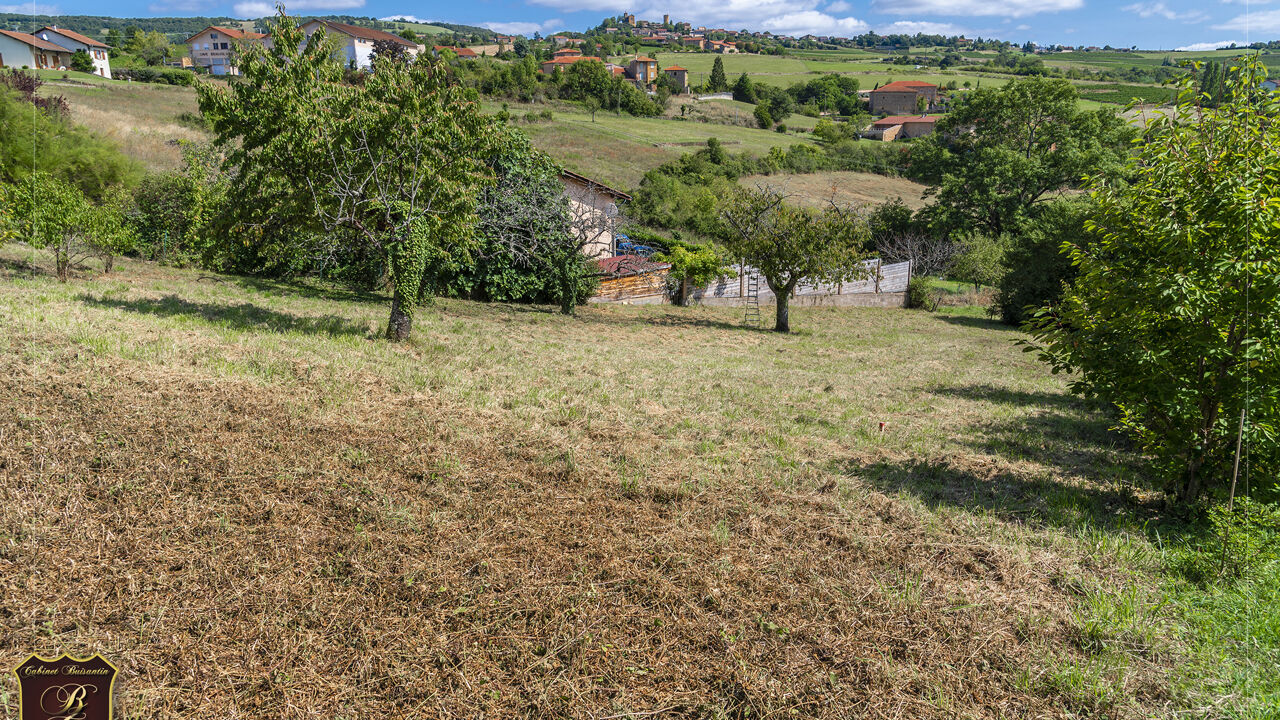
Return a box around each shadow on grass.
[936,314,1021,332]
[932,383,1097,413]
[847,384,1158,532]
[80,294,372,338]
[0,256,52,280]
[202,274,387,306]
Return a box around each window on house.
[211,33,219,39]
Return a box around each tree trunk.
[386,287,412,341]
[55,251,69,283]
[102,254,114,274]
[775,293,790,333]
[677,277,689,307]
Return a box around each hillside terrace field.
[3,243,1271,717]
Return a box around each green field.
[488,100,818,190]
[384,19,455,36]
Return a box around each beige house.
[708,40,738,53]
[0,29,73,70]
[626,55,658,88]
[36,26,110,77]
[681,36,705,50]
[869,80,939,115]
[185,25,267,76]
[561,170,630,259]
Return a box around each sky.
[0,0,1275,50]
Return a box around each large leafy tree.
[911,76,1132,236]
[719,185,869,333]
[198,12,496,340]
[1028,58,1279,502]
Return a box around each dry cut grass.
[0,247,1178,719]
[742,171,930,210]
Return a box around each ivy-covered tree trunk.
[386,287,413,341]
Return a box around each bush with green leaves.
[949,232,1009,291]
[904,276,942,311]
[70,49,94,73]
[1169,496,1280,584]
[655,238,730,306]
[4,171,133,280]
[1028,57,1279,502]
[993,197,1088,325]
[0,76,136,197]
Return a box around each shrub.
[994,198,1088,325]
[1170,496,1280,583]
[70,49,94,73]
[753,104,772,129]
[905,276,942,311]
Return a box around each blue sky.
[0,0,1275,50]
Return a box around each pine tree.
[709,56,728,92]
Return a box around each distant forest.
[0,12,493,43]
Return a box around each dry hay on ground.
[742,171,929,210]
[0,338,1155,719]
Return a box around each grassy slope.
[489,101,817,190]
[1,247,1273,717]
[742,171,929,209]
[39,74,203,171]
[0,247,1152,717]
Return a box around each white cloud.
[1121,2,1207,22]
[528,0,870,36]
[481,18,565,35]
[1174,39,1244,50]
[380,14,433,23]
[877,20,967,34]
[236,0,362,15]
[870,0,1082,17]
[826,0,852,11]
[0,2,59,11]
[1015,23,1031,29]
[760,10,869,35]
[1213,8,1280,32]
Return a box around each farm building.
[865,114,944,141]
[869,81,939,116]
[36,26,111,77]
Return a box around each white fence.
[688,259,911,302]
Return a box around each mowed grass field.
[488,101,818,190]
[742,171,929,209]
[649,52,1009,90]
[1,245,1273,717]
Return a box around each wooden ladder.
[744,272,762,328]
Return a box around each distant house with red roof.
[869,80,939,115]
[296,19,418,71]
[0,29,75,71]
[539,54,603,73]
[708,40,738,54]
[35,26,111,77]
[186,25,267,76]
[663,65,688,92]
[434,45,478,58]
[866,114,943,141]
